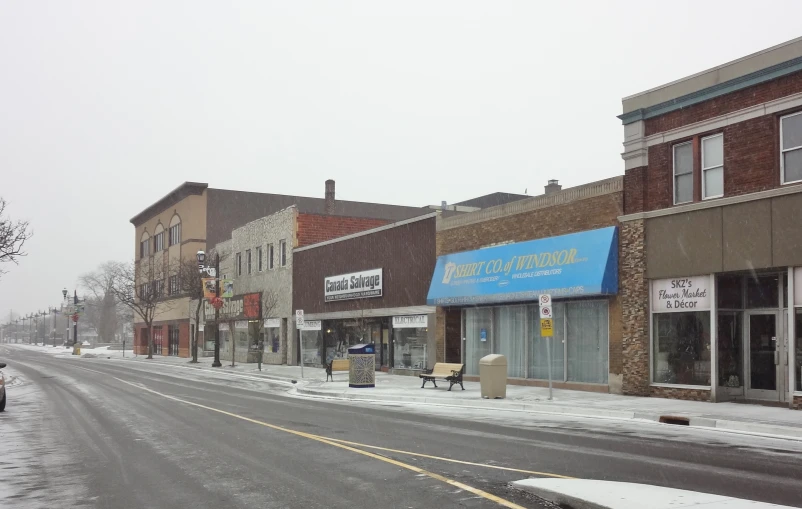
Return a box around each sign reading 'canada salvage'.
[325,268,383,302]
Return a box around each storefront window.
[653,312,711,385]
[717,275,743,309]
[393,327,428,369]
[464,308,491,375]
[717,312,743,387]
[746,275,779,308]
[529,303,565,381]
[566,301,608,384]
[493,306,527,378]
[265,327,280,353]
[796,309,802,392]
[302,329,322,365]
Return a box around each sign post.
[539,294,553,400]
[296,310,304,378]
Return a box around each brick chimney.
[544,179,562,195]
[325,179,335,214]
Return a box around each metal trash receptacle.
[347,343,376,388]
[479,354,507,399]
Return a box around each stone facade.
[650,386,712,402]
[620,219,649,396]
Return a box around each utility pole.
[212,253,221,367]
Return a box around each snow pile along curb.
[510,479,796,509]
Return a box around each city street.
[2,346,802,509]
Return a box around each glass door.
[746,311,781,401]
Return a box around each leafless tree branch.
[0,197,32,277]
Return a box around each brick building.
[130,180,428,358]
[427,178,624,393]
[619,37,802,409]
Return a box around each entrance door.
[746,312,785,401]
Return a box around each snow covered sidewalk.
[7,343,802,441]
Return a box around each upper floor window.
[169,222,181,246]
[701,134,723,199]
[268,243,274,270]
[246,249,252,275]
[280,240,287,267]
[140,238,150,258]
[236,252,242,276]
[257,246,263,271]
[673,142,693,204]
[153,231,165,252]
[781,111,802,184]
[168,275,179,295]
[139,283,149,299]
[152,279,164,297]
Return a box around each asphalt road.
[2,346,802,509]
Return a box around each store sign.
[300,320,321,331]
[203,292,262,321]
[427,227,618,306]
[264,318,281,329]
[324,268,383,302]
[392,315,428,328]
[651,276,712,312]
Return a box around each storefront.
[292,214,437,373]
[427,226,619,388]
[204,292,281,364]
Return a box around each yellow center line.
[113,376,530,509]
[322,438,575,479]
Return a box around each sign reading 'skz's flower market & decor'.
[651,276,711,312]
[325,268,383,302]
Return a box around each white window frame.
[701,134,724,200]
[279,240,287,267]
[673,141,694,205]
[780,111,802,185]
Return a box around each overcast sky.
[2,0,802,321]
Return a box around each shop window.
[717,275,743,309]
[393,326,428,370]
[780,111,802,184]
[265,327,280,353]
[717,311,743,387]
[168,325,180,356]
[673,142,693,204]
[153,326,164,355]
[464,308,492,376]
[746,275,778,308]
[701,134,724,199]
[653,312,711,385]
[795,309,802,392]
[566,301,608,384]
[529,303,565,381]
[493,306,527,378]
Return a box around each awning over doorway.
[426,226,618,306]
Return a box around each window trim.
[701,133,724,200]
[673,141,694,205]
[780,111,802,185]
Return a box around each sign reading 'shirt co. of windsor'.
[324,268,383,302]
[651,276,712,312]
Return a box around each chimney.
[325,179,335,214]
[544,179,562,195]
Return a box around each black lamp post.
[72,290,79,355]
[62,288,68,346]
[197,250,222,368]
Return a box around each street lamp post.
[72,290,79,355]
[197,250,222,368]
[62,288,69,347]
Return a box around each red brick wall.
[179,322,190,358]
[640,115,794,212]
[650,386,712,402]
[644,70,802,136]
[296,214,390,247]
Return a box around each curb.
[295,386,802,441]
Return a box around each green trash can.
[347,343,375,388]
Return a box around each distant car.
[0,362,6,412]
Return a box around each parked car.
[0,362,6,412]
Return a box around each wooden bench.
[326,358,349,381]
[419,362,465,391]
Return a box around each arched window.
[139,231,151,259]
[153,223,165,252]
[168,214,181,247]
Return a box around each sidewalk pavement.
[8,343,802,441]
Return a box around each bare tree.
[80,262,121,344]
[109,260,177,359]
[0,198,32,277]
[250,290,279,371]
[177,258,205,363]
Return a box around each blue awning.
[426,226,618,306]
